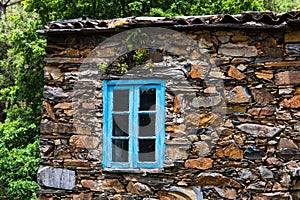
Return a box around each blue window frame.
[102,79,165,168]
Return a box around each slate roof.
[39,11,300,34]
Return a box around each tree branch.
[7,0,22,6]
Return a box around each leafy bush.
[0,6,44,200]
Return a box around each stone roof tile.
[40,11,300,34]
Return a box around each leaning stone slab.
[37,166,75,190]
[237,124,284,138]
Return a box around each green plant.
[97,62,108,73]
[133,49,148,65]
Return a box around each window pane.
[113,114,129,137]
[113,90,129,111]
[112,139,128,162]
[139,88,156,111]
[139,139,156,162]
[139,113,155,137]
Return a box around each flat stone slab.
[237,124,283,138]
[38,166,76,190]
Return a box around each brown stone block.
[215,143,243,159]
[54,102,73,109]
[226,105,247,113]
[251,89,275,105]
[226,86,251,104]
[255,71,273,79]
[44,66,64,82]
[185,113,223,127]
[281,95,300,108]
[193,173,241,188]
[173,94,183,114]
[231,35,249,42]
[285,30,300,43]
[69,135,99,149]
[64,159,90,168]
[275,71,300,85]
[184,157,213,170]
[265,61,300,67]
[126,182,151,195]
[38,195,53,200]
[189,64,206,79]
[81,179,125,193]
[218,43,257,57]
[73,193,92,200]
[228,65,246,80]
[43,101,56,121]
[166,124,186,132]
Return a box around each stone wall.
[39,25,300,200]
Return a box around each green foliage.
[133,49,148,65]
[23,0,270,22]
[263,0,300,12]
[0,6,44,200]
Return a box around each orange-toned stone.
[126,182,151,194]
[189,64,206,79]
[43,101,56,121]
[226,86,251,103]
[295,87,300,95]
[281,95,300,108]
[265,61,300,67]
[228,65,246,80]
[173,94,183,114]
[185,113,222,127]
[73,193,92,200]
[184,157,213,170]
[255,71,274,79]
[69,135,99,148]
[166,124,186,132]
[215,143,243,159]
[54,102,73,109]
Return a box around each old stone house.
[38,11,300,199]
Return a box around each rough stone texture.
[285,30,300,42]
[281,95,300,108]
[218,43,258,57]
[275,71,300,85]
[226,86,251,103]
[126,182,151,194]
[192,95,222,108]
[184,157,213,170]
[37,166,75,190]
[215,143,243,159]
[228,65,246,80]
[38,20,300,199]
[69,135,99,148]
[81,179,125,193]
[237,124,283,138]
[251,89,275,105]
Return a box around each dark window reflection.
[139,88,156,111]
[139,139,155,162]
[112,139,128,162]
[113,114,128,136]
[113,90,129,111]
[139,113,155,137]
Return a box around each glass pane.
[139,139,156,162]
[112,139,128,162]
[139,113,156,137]
[139,88,156,111]
[113,90,129,111]
[113,114,129,137]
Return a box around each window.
[102,79,165,168]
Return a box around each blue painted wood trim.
[102,79,165,169]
